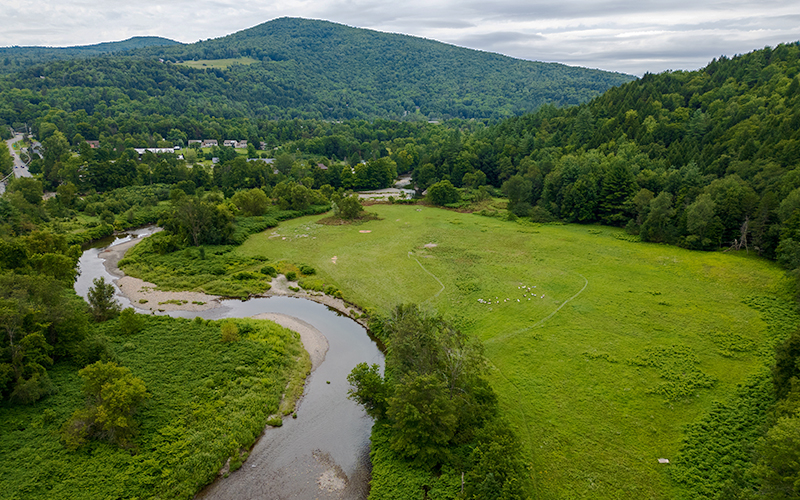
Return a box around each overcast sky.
[2,0,799,75]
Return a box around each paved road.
[8,133,32,177]
[1,133,32,195]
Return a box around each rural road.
[0,133,32,195]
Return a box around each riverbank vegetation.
[0,167,316,498]
[0,314,308,499]
[349,304,531,498]
[118,203,330,297]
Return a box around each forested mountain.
[0,37,180,73]
[0,18,634,122]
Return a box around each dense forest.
[0,18,634,122]
[0,36,179,74]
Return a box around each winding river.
[75,229,384,499]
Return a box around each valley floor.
[231,204,795,499]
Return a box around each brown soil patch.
[316,211,380,225]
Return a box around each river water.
[74,229,384,499]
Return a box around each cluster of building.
[133,147,182,155]
[130,139,255,158]
[188,139,252,149]
[87,139,271,152]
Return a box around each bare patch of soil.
[316,211,380,225]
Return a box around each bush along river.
[74,228,384,499]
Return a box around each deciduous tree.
[427,179,459,206]
[61,361,148,449]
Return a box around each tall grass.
[0,315,308,500]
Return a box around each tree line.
[349,304,531,498]
[406,43,800,262]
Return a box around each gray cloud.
[454,31,546,47]
[0,0,798,75]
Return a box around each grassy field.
[177,57,260,69]
[233,204,795,499]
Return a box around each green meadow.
[176,57,260,70]
[232,204,794,499]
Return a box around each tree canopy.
[348,305,529,496]
[61,361,149,449]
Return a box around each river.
[74,228,384,499]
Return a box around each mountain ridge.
[1,35,179,51]
[130,17,636,119]
[0,17,635,120]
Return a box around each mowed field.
[176,57,260,69]
[236,204,792,499]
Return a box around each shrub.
[41,408,57,425]
[427,180,459,206]
[118,308,144,336]
[229,453,245,473]
[233,271,260,280]
[299,264,316,275]
[150,233,183,255]
[299,278,324,292]
[266,415,283,427]
[10,373,55,405]
[72,335,116,367]
[260,265,277,277]
[221,321,239,343]
[61,361,148,449]
[337,195,363,219]
[231,188,268,216]
[285,271,297,281]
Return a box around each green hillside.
[0,36,180,73]
[0,18,634,121]
[139,17,635,119]
[414,42,800,259]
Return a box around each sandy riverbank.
[99,234,223,313]
[249,313,328,371]
[266,274,366,325]
[97,228,368,331]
